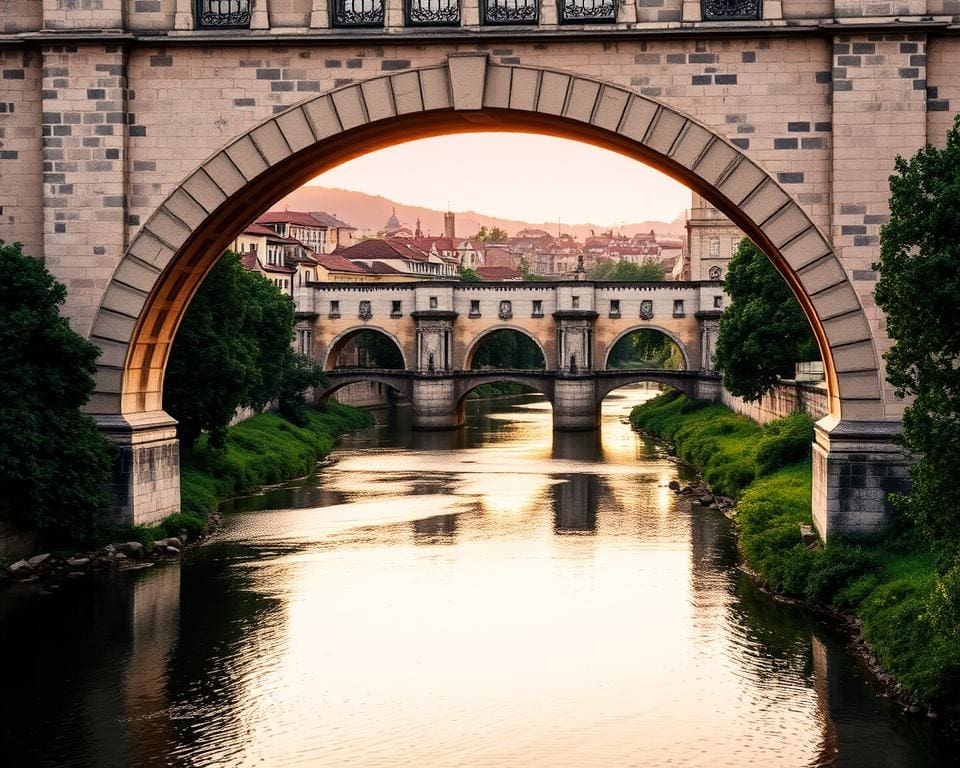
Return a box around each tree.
[471,330,545,370]
[0,241,113,541]
[714,239,819,402]
[458,266,482,282]
[588,258,666,282]
[518,256,544,282]
[471,225,509,243]
[608,330,684,370]
[278,351,327,426]
[873,115,960,560]
[164,253,296,449]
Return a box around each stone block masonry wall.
[41,0,124,30]
[926,38,960,150]
[40,45,129,339]
[0,48,42,259]
[831,33,928,421]
[722,381,829,425]
[1,0,43,33]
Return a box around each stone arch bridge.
[2,3,946,536]
[311,279,721,428]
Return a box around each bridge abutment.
[98,412,180,528]
[411,377,463,430]
[812,419,910,540]
[553,377,600,431]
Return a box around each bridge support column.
[812,419,910,540]
[553,377,599,431]
[98,412,181,527]
[694,375,722,402]
[411,376,462,429]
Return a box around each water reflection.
[0,385,955,767]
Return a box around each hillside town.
[231,191,740,296]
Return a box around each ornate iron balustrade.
[483,0,538,24]
[331,0,385,27]
[701,0,761,20]
[559,0,618,23]
[406,0,461,25]
[195,0,251,28]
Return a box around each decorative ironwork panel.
[484,0,538,24]
[559,0,617,23]
[701,0,761,20]
[331,0,385,27]
[406,0,461,25]
[196,0,251,28]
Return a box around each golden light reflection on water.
[0,387,944,768]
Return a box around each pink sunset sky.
[309,132,692,226]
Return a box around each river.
[0,386,954,767]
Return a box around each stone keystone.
[448,55,488,111]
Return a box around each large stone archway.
[86,55,894,536]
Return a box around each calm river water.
[0,387,955,767]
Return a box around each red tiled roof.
[337,238,431,262]
[308,211,356,230]
[259,210,327,228]
[315,252,371,273]
[244,222,278,237]
[476,266,521,280]
[366,260,405,275]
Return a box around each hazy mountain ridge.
[273,186,687,241]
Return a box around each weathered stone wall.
[125,0,178,31]
[1,0,43,33]
[721,380,829,424]
[0,47,42,258]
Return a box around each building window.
[673,299,685,317]
[708,265,723,280]
[531,300,543,317]
[559,0,617,23]
[701,0,761,20]
[483,0,538,24]
[331,0,385,27]
[406,0,460,25]
[329,300,340,319]
[391,300,402,318]
[714,295,723,309]
[358,300,373,320]
[195,0,251,29]
[609,299,621,318]
[469,299,481,318]
[429,296,438,309]
[731,237,741,255]
[708,237,720,259]
[571,295,580,309]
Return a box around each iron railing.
[701,0,761,20]
[331,0,385,27]
[559,0,618,23]
[406,0,461,25]
[483,0,538,24]
[195,0,251,28]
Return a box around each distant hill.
[272,185,687,241]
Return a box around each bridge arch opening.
[603,328,688,372]
[324,327,407,372]
[92,58,883,429]
[464,328,547,372]
[455,377,553,428]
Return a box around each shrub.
[753,411,815,476]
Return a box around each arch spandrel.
[89,55,884,424]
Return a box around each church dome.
[385,207,401,232]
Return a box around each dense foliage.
[631,391,960,711]
[164,253,322,449]
[458,266,481,282]
[0,242,113,541]
[335,329,405,369]
[471,225,509,243]
[714,239,820,402]
[873,115,960,635]
[470,330,545,370]
[588,258,666,282]
[607,329,684,370]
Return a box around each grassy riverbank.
[631,391,960,713]
[179,402,374,521]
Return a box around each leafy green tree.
[588,258,666,281]
[517,256,544,282]
[245,271,296,410]
[471,226,509,243]
[278,351,328,427]
[873,115,960,561]
[0,241,113,540]
[458,266,482,282]
[471,330,545,370]
[714,239,819,402]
